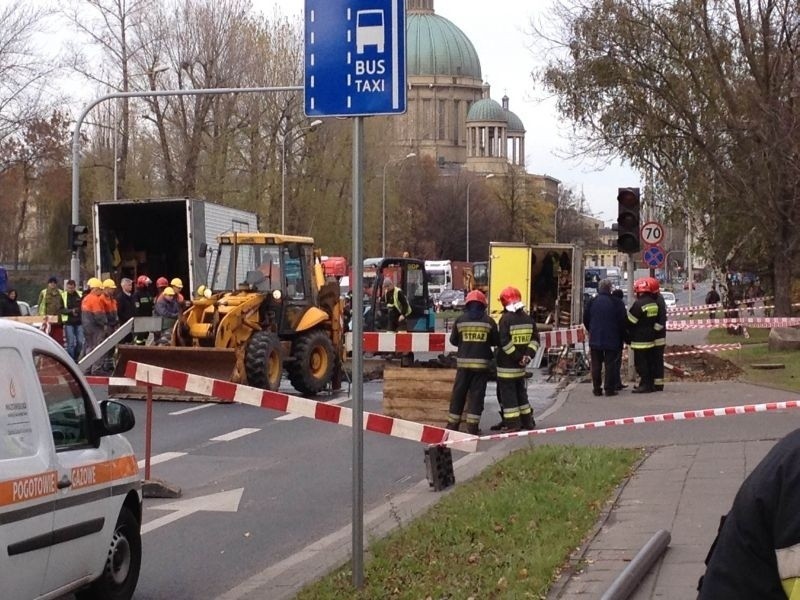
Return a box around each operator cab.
[363,257,434,332]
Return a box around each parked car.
[436,289,465,312]
[661,291,677,308]
[17,300,33,316]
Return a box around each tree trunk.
[772,246,793,317]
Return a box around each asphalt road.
[92,367,560,600]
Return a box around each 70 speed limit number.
[641,221,664,246]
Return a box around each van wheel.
[288,330,335,396]
[245,331,283,391]
[77,506,141,600]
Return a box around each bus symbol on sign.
[641,221,664,246]
[356,10,385,54]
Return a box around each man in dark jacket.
[698,428,800,599]
[583,279,628,396]
[445,290,499,435]
[62,280,83,361]
[116,277,137,343]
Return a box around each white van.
[0,319,142,600]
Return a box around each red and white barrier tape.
[439,399,800,453]
[123,361,474,446]
[666,295,774,315]
[346,326,586,354]
[667,317,800,331]
[664,344,742,357]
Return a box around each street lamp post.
[281,119,322,234]
[70,84,303,282]
[381,152,415,257]
[466,174,494,262]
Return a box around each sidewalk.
[542,375,800,599]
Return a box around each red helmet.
[633,278,650,294]
[156,276,169,288]
[646,277,660,294]
[465,290,487,306]
[499,286,522,307]
[136,275,152,288]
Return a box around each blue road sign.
[304,0,407,117]
[643,244,666,268]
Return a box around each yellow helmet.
[163,287,176,297]
[170,278,183,288]
[87,277,103,289]
[196,285,206,297]
[102,278,117,289]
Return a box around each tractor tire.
[288,330,336,396]
[245,331,283,391]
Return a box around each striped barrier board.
[666,295,774,315]
[347,326,586,354]
[439,399,800,453]
[85,376,137,386]
[123,361,475,446]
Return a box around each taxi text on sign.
[304,0,407,117]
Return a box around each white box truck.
[92,198,258,293]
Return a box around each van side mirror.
[99,400,135,435]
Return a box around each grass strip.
[708,328,800,392]
[297,445,642,600]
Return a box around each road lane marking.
[170,404,216,416]
[137,452,186,469]
[210,428,260,442]
[143,488,244,534]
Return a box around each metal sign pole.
[351,116,365,589]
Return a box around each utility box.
[92,198,258,293]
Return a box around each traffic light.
[616,187,641,253]
[68,224,89,251]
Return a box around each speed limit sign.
[641,221,664,246]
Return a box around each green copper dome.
[407,12,482,79]
[466,98,506,123]
[506,109,525,132]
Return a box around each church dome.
[407,8,482,79]
[466,98,507,123]
[506,109,525,133]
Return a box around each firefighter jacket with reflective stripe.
[496,310,540,379]
[385,288,411,316]
[653,293,667,347]
[698,427,800,599]
[626,294,659,350]
[449,310,499,370]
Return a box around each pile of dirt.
[664,344,743,382]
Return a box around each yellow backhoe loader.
[116,233,345,396]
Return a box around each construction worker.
[62,280,83,361]
[647,277,667,391]
[100,279,119,373]
[38,276,65,345]
[627,278,660,393]
[81,278,108,374]
[382,279,411,332]
[154,286,180,344]
[495,286,540,431]
[155,276,169,300]
[170,277,187,306]
[445,290,499,435]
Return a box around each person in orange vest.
[81,278,108,375]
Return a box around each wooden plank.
[383,367,455,426]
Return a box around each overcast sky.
[256,0,641,222]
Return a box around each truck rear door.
[0,346,55,600]
[488,243,532,319]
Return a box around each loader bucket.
[115,345,239,383]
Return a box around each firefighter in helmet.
[494,286,540,431]
[445,290,499,435]
[627,278,661,393]
[646,277,667,391]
